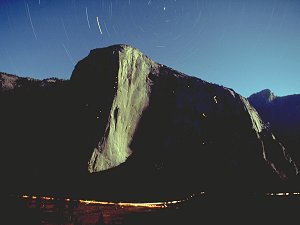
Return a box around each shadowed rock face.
[0,72,74,195]
[1,45,299,199]
[248,89,300,173]
[70,45,298,192]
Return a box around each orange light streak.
[20,194,189,209]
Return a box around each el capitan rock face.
[1,45,299,198]
[71,46,158,171]
[70,45,298,192]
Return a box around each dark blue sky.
[0,0,299,97]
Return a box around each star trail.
[0,0,299,97]
[96,16,103,35]
[25,2,37,40]
[85,7,91,29]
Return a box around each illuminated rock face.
[88,48,156,171]
[71,44,298,188]
[73,46,158,171]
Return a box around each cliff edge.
[70,45,298,192]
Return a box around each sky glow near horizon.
[0,0,299,97]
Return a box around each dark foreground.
[4,193,300,225]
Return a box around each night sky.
[0,0,299,97]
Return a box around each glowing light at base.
[266,192,300,196]
[22,195,55,201]
[19,194,196,209]
[19,191,299,208]
[77,198,192,208]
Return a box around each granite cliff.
[1,45,298,198]
[70,45,298,194]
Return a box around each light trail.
[61,18,70,41]
[20,192,299,209]
[96,16,103,34]
[85,7,90,29]
[25,3,37,40]
[103,21,110,37]
[19,194,195,209]
[266,192,300,196]
[22,195,54,200]
[78,198,185,208]
[62,43,75,65]
[110,1,113,18]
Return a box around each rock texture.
[70,45,298,193]
[72,47,158,171]
[248,89,276,105]
[249,89,300,174]
[1,45,299,198]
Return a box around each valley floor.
[4,193,300,225]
